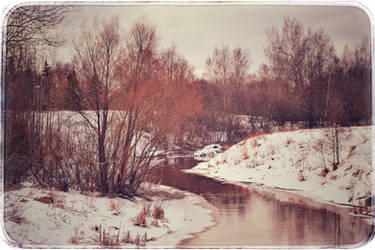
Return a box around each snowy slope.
[3,184,213,247]
[187,126,373,206]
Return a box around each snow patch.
[3,185,214,247]
[187,126,373,207]
[194,144,223,161]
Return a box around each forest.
[4,6,371,198]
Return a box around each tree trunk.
[98,136,109,194]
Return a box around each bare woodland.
[4,6,371,198]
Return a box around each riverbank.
[187,126,373,210]
[3,183,214,247]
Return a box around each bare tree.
[264,16,334,128]
[158,46,201,144]
[5,5,70,70]
[71,16,121,194]
[205,46,250,142]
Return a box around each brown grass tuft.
[68,226,81,245]
[243,152,249,160]
[99,226,120,246]
[330,175,337,181]
[34,196,54,204]
[123,231,132,244]
[35,191,66,209]
[286,138,294,147]
[151,219,159,227]
[134,234,141,246]
[348,146,356,157]
[135,210,147,227]
[142,203,151,216]
[109,200,117,211]
[9,215,26,224]
[142,232,148,245]
[352,169,361,177]
[153,206,164,220]
[251,139,259,149]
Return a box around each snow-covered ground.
[187,126,373,207]
[3,184,214,247]
[194,144,223,161]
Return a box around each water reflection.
[149,157,372,247]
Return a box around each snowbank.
[3,184,214,247]
[194,144,223,161]
[187,126,373,206]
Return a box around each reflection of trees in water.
[150,157,372,246]
[204,193,249,216]
[268,197,371,246]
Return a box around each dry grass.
[135,209,148,227]
[319,168,328,177]
[285,138,294,147]
[142,203,152,216]
[152,199,165,220]
[115,232,120,246]
[34,196,54,204]
[68,235,79,244]
[153,206,164,220]
[298,170,305,181]
[142,232,148,245]
[54,199,66,209]
[98,225,120,246]
[5,195,27,225]
[68,226,83,245]
[35,191,66,209]
[330,175,338,181]
[133,203,153,227]
[109,200,117,211]
[348,146,356,157]
[251,139,261,149]
[346,165,353,171]
[268,145,276,155]
[123,231,132,244]
[8,215,26,224]
[134,234,141,246]
[151,219,159,227]
[243,152,249,160]
[352,169,361,177]
[99,228,110,246]
[134,200,165,228]
[133,232,148,247]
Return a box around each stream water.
[149,156,373,247]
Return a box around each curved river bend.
[149,157,373,247]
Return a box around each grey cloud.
[61,4,371,76]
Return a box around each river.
[149,156,373,247]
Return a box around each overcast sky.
[57,4,371,77]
